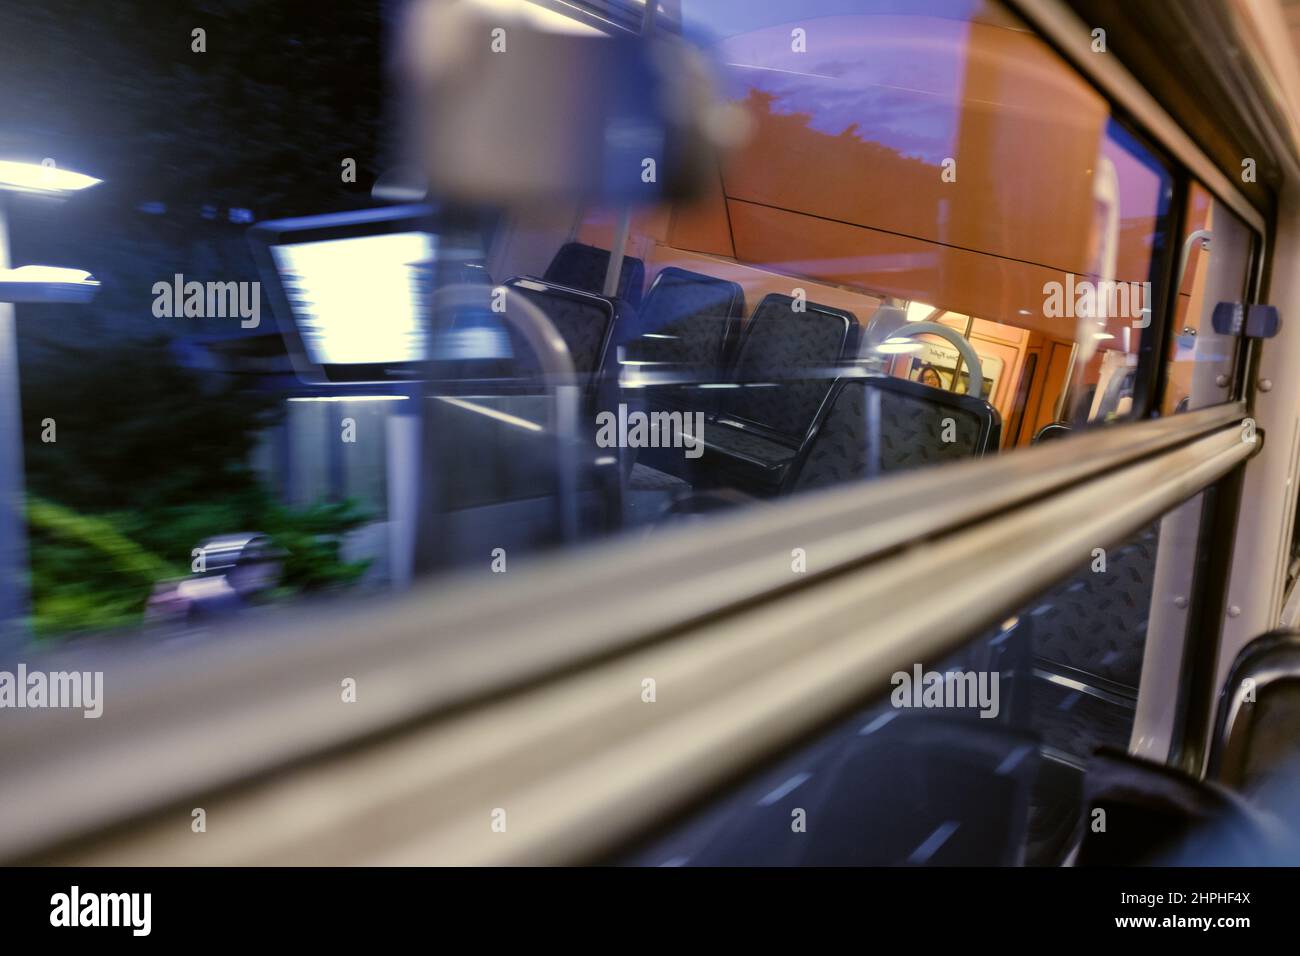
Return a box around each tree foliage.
[22,339,371,639]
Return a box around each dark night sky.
[0,1,397,361]
[0,0,390,216]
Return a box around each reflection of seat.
[627,267,744,416]
[1031,523,1157,694]
[543,242,645,306]
[438,275,625,387]
[1211,630,1300,791]
[996,524,1159,863]
[785,375,1001,492]
[996,521,1158,846]
[499,276,625,385]
[700,294,858,492]
[644,366,1000,518]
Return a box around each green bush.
[22,338,372,639]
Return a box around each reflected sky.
[715,15,968,164]
[686,0,1166,269]
[683,2,1010,167]
[682,0,989,41]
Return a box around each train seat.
[784,375,1001,493]
[699,293,859,493]
[624,266,745,417]
[496,276,629,386]
[543,241,646,307]
[1211,630,1300,791]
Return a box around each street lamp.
[0,160,100,653]
[0,161,101,196]
[0,266,100,304]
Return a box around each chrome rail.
[1,410,1255,863]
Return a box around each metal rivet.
[1259,378,1273,392]
[1216,374,1230,387]
[1228,605,1242,618]
[1174,596,1188,609]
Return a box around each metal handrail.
[1177,229,1213,292]
[1209,630,1300,788]
[20,421,1255,864]
[430,282,583,541]
[0,401,1252,862]
[886,320,985,399]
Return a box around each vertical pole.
[411,211,478,576]
[602,210,632,300]
[599,0,657,302]
[0,197,31,655]
[385,399,420,590]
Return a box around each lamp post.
[0,160,101,653]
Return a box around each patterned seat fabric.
[629,268,744,421]
[627,462,692,492]
[700,425,798,480]
[503,279,617,381]
[789,377,999,492]
[1030,523,1158,691]
[629,268,743,370]
[699,294,857,492]
[718,294,856,438]
[543,242,645,306]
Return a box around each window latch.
[1212,302,1280,339]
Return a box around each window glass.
[4,3,387,646]
[1,0,1202,649]
[439,0,1177,563]
[621,491,1212,866]
[1162,182,1253,415]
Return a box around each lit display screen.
[271,232,434,366]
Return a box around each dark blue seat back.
[1030,524,1157,693]
[786,375,1001,492]
[543,242,645,307]
[628,266,744,373]
[500,276,623,385]
[718,294,858,442]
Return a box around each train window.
[622,490,1214,867]
[428,0,1180,565]
[4,0,1285,881]
[2,0,1230,651]
[1162,182,1255,415]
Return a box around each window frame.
[0,0,1275,863]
